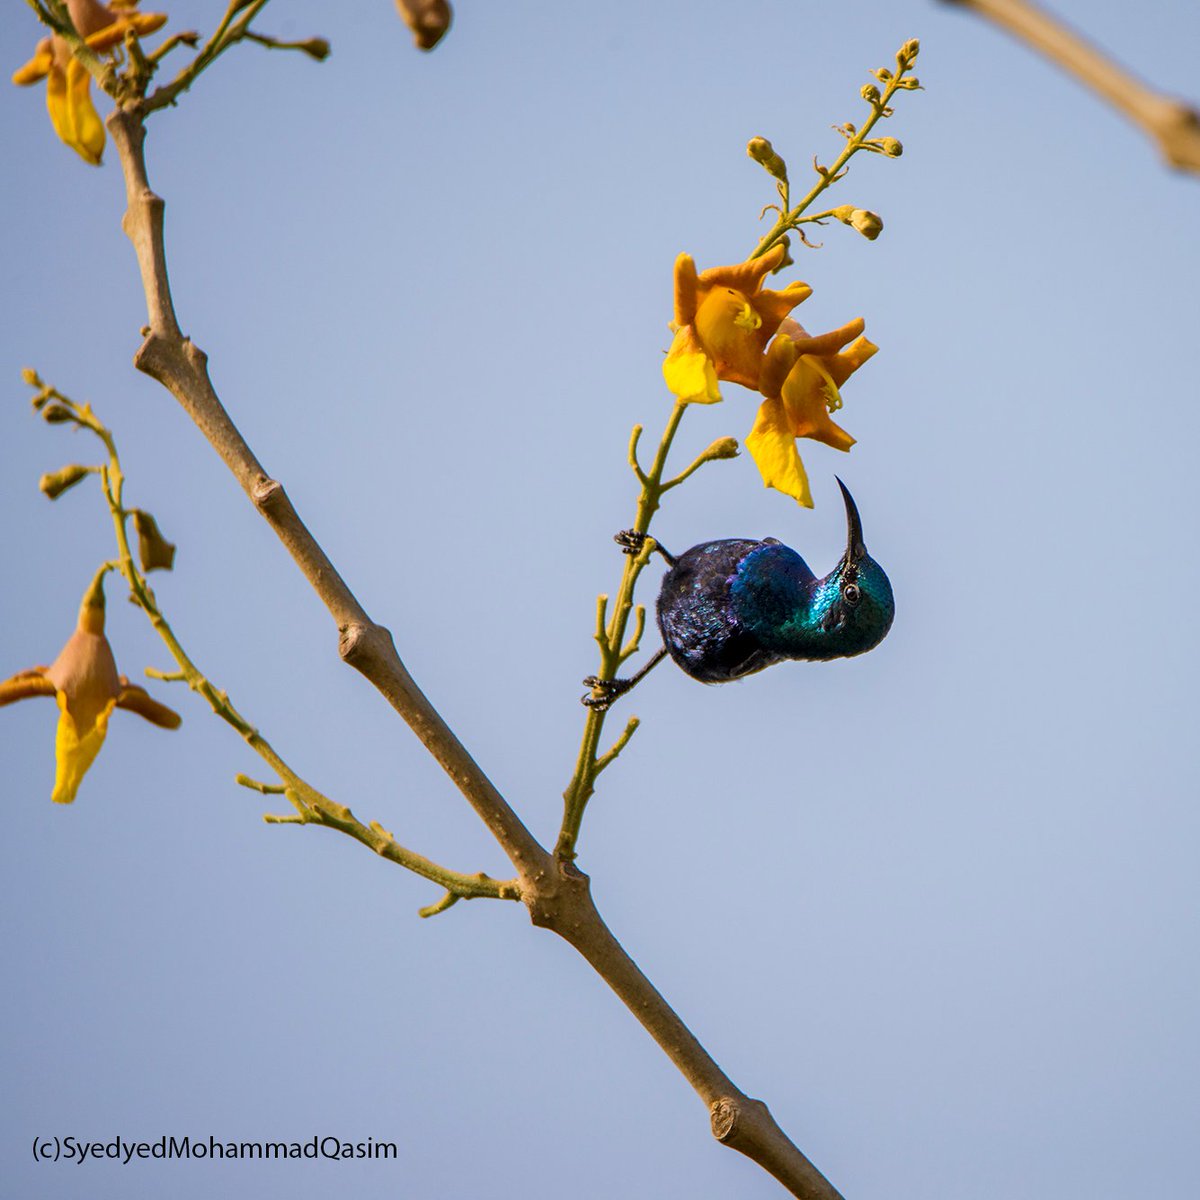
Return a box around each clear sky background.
[2,2,1197,1198]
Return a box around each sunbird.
[584,480,894,708]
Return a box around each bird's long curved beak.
[836,477,867,566]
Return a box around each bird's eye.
[842,583,861,605]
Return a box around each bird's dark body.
[656,539,796,682]
[653,483,895,685]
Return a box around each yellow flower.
[0,573,181,804]
[11,0,167,165]
[745,318,878,507]
[665,244,812,396]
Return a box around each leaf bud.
[132,509,177,572]
[747,136,788,182]
[39,464,91,499]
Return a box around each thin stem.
[72,399,520,911]
[557,400,688,861]
[144,0,272,113]
[750,41,919,259]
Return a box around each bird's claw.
[581,674,632,710]
[614,529,647,556]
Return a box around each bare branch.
[105,107,551,885]
[941,0,1200,172]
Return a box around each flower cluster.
[662,244,876,507]
[11,0,166,165]
[0,572,180,804]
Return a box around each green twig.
[750,38,920,260]
[144,0,272,113]
[30,383,520,916]
[557,400,691,861]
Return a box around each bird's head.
[812,479,895,657]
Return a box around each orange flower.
[11,0,167,165]
[665,243,812,395]
[0,572,180,804]
[745,318,878,507]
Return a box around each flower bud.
[703,436,740,461]
[296,37,331,60]
[878,137,903,157]
[860,84,880,104]
[41,404,76,424]
[132,509,176,573]
[899,38,920,62]
[849,210,883,240]
[39,464,91,500]
[21,367,42,388]
[395,0,452,51]
[747,136,788,182]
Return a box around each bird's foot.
[614,529,647,556]
[581,674,633,711]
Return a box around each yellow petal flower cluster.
[0,574,180,804]
[12,0,167,165]
[662,246,876,507]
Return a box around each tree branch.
[530,865,843,1199]
[105,106,550,886]
[940,0,1200,172]
[103,98,845,1199]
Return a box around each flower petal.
[663,328,721,405]
[672,252,700,329]
[46,57,104,164]
[825,334,879,387]
[0,668,57,705]
[12,39,53,85]
[695,243,787,297]
[784,316,865,358]
[745,397,814,507]
[781,356,856,452]
[85,11,168,53]
[116,681,182,729]
[52,694,114,804]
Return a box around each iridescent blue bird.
[583,480,894,708]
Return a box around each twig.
[940,0,1200,172]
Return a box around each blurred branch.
[940,0,1200,172]
[101,100,843,1200]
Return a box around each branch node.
[251,475,284,513]
[711,1097,741,1142]
[339,620,388,666]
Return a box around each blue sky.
[2,2,1197,1198]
